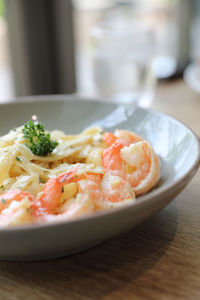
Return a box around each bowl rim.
[0,95,199,233]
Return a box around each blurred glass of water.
[90,18,156,107]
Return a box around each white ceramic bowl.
[0,95,199,261]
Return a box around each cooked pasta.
[0,124,160,227]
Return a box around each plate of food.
[0,95,199,261]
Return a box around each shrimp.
[39,192,94,223]
[103,132,117,146]
[114,129,143,144]
[0,189,35,212]
[0,190,35,227]
[78,173,135,210]
[103,130,142,146]
[103,130,160,196]
[38,168,86,213]
[32,169,89,221]
[0,198,32,227]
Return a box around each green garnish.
[1,199,6,205]
[0,185,5,191]
[39,177,46,184]
[16,156,21,162]
[22,120,58,156]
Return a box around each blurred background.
[0,0,200,103]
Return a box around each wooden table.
[0,80,200,300]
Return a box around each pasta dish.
[0,121,160,227]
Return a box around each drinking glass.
[90,18,156,107]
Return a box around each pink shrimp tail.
[103,143,125,172]
[103,132,117,146]
[58,168,87,185]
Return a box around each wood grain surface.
[0,80,200,300]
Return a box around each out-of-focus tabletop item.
[184,62,200,93]
[90,1,156,107]
[184,2,200,93]
[75,0,196,107]
[130,0,193,79]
